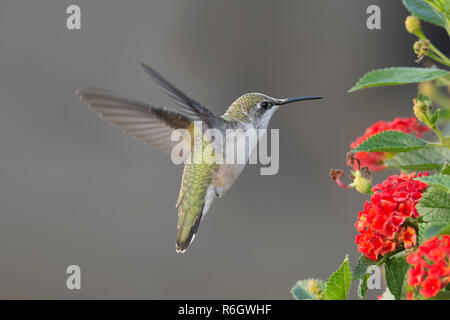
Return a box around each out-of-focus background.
[0,0,448,299]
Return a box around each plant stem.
[429,52,450,67]
[432,124,446,143]
[429,45,450,65]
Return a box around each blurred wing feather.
[77,88,192,153]
[140,63,225,128]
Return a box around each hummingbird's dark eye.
[260,101,270,109]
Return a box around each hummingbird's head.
[223,93,322,128]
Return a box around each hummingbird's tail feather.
[174,122,217,252]
[175,207,203,253]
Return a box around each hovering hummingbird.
[77,63,322,253]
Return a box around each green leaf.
[402,0,447,28]
[385,146,450,171]
[417,187,450,243]
[349,67,448,92]
[385,256,410,300]
[353,255,376,300]
[416,187,450,224]
[419,222,429,244]
[351,131,428,153]
[353,255,376,280]
[417,174,450,192]
[291,279,326,300]
[430,109,441,126]
[325,255,352,300]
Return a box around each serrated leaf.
[430,109,441,126]
[417,187,450,243]
[417,175,450,192]
[353,255,376,300]
[353,255,376,280]
[291,279,326,300]
[419,222,429,244]
[385,256,410,300]
[349,67,448,92]
[385,146,450,171]
[325,255,352,300]
[402,0,447,28]
[351,131,427,153]
[416,187,450,224]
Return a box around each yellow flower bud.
[405,16,421,35]
[350,169,372,194]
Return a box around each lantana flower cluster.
[349,117,429,171]
[407,235,450,299]
[355,172,428,260]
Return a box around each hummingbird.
[77,63,322,253]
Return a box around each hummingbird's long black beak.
[278,96,323,105]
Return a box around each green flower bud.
[413,98,429,124]
[405,16,421,35]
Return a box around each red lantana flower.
[349,117,429,171]
[355,172,428,260]
[407,235,450,299]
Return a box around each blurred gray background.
[0,0,447,299]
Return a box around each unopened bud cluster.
[413,40,431,62]
[405,16,422,35]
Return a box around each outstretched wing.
[140,62,226,128]
[77,88,192,153]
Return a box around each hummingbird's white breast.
[201,104,279,220]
